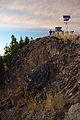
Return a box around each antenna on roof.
[63,15,70,32]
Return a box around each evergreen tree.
[24,36,29,45]
[10,35,19,56]
[4,35,19,67]
[4,44,11,66]
[0,56,4,73]
[19,36,24,48]
[0,56,5,88]
[31,37,33,40]
[4,35,29,67]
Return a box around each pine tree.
[24,36,29,45]
[4,35,19,67]
[0,56,4,73]
[4,35,29,68]
[19,36,24,48]
[10,35,19,56]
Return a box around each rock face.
[0,36,80,120]
[64,103,80,120]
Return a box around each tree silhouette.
[24,36,29,45]
[4,35,29,67]
[19,36,24,48]
[0,56,4,73]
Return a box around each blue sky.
[0,0,80,55]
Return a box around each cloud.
[0,0,80,32]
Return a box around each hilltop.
[0,35,80,120]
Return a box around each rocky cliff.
[0,36,80,120]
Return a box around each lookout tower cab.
[55,27,62,32]
[55,27,63,34]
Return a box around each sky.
[0,0,80,55]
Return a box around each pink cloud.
[0,0,79,32]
